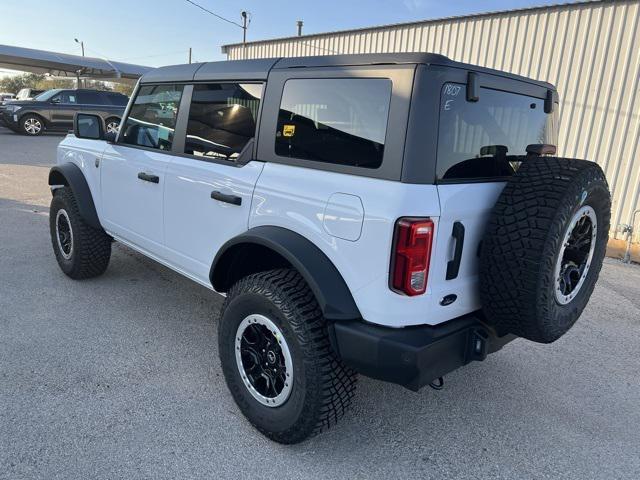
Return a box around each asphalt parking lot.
[1,125,639,480]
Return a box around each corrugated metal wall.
[225,0,640,240]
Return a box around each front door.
[49,90,79,129]
[100,84,185,257]
[100,145,172,255]
[163,82,265,284]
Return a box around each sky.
[0,0,583,71]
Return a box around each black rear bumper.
[331,314,515,391]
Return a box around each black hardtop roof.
[140,53,555,90]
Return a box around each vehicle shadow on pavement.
[1,197,639,479]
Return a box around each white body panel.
[430,182,507,321]
[100,143,171,257]
[162,156,264,284]
[55,136,501,329]
[56,135,107,203]
[250,162,449,327]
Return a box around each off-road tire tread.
[221,268,357,443]
[480,157,610,343]
[50,187,111,279]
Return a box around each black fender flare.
[210,226,361,321]
[48,163,102,230]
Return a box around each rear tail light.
[390,218,434,296]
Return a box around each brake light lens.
[390,218,434,296]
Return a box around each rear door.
[162,82,265,284]
[432,74,557,312]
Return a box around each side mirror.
[74,113,104,140]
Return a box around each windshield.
[33,89,62,101]
[437,83,557,181]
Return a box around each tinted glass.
[120,84,183,151]
[184,83,262,160]
[437,83,557,180]
[53,91,77,104]
[275,78,392,169]
[105,93,129,106]
[34,89,61,101]
[77,91,103,105]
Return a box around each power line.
[184,0,244,28]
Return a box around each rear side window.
[275,78,392,169]
[184,83,262,160]
[437,83,557,181]
[77,91,103,105]
[104,93,129,106]
[120,84,184,151]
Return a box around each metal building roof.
[221,0,604,51]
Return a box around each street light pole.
[74,38,85,57]
[241,11,248,59]
[74,38,85,87]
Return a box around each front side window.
[52,91,77,104]
[275,78,392,169]
[35,89,61,102]
[64,92,77,104]
[184,83,262,160]
[120,84,184,151]
[437,83,557,181]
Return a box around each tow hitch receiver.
[332,314,515,391]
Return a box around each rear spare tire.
[480,157,611,343]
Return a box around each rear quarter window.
[77,91,103,105]
[437,83,557,181]
[275,78,392,169]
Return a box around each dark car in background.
[1,89,129,136]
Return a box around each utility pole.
[188,47,192,64]
[297,20,304,36]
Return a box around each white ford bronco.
[49,53,611,444]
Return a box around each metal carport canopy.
[0,44,152,83]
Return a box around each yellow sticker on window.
[283,124,296,137]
